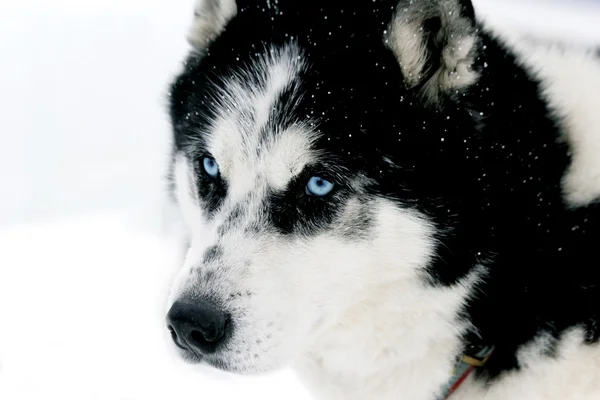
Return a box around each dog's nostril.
[168,325,178,341]
[190,327,224,344]
[191,329,211,344]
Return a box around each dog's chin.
[176,348,243,374]
[204,357,240,373]
[173,343,289,376]
[177,348,204,364]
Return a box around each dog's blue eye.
[203,157,219,177]
[306,176,334,197]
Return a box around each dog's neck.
[294,270,482,400]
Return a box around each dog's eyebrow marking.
[263,126,318,190]
[204,44,320,197]
[208,44,306,145]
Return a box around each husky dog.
[164,0,600,398]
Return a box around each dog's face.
[166,0,482,373]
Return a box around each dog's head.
[166,0,484,373]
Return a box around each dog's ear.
[187,0,237,50]
[386,0,480,104]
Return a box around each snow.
[0,0,597,399]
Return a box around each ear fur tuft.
[187,0,237,50]
[386,0,480,104]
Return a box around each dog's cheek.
[217,232,374,367]
[290,237,374,326]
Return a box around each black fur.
[168,0,600,382]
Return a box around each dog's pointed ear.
[187,0,237,50]
[386,0,480,104]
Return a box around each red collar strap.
[439,345,495,399]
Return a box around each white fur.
[167,44,474,389]
[538,49,600,207]
[295,261,485,400]
[168,8,600,400]
[168,154,212,306]
[171,151,453,377]
[206,45,314,197]
[187,0,237,49]
[386,20,430,86]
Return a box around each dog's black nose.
[166,300,230,354]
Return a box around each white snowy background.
[0,0,598,399]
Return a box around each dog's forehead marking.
[262,126,316,189]
[205,44,319,199]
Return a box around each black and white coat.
[165,0,600,398]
